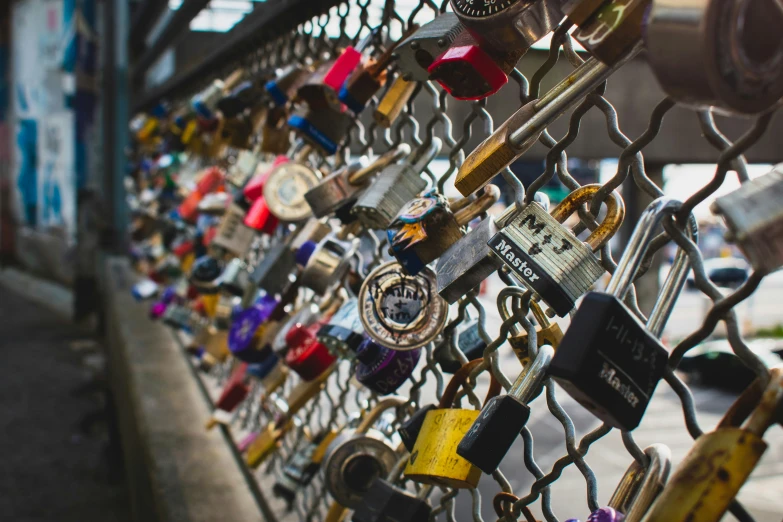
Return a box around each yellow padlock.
[641,367,783,522]
[404,359,501,489]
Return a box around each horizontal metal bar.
[132,0,346,113]
[129,0,170,51]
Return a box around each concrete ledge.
[103,257,265,522]
[0,267,73,319]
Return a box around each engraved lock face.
[355,338,421,394]
[303,159,370,218]
[262,162,319,222]
[359,262,449,351]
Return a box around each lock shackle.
[454,185,501,226]
[409,137,443,175]
[549,184,625,252]
[608,443,671,522]
[529,300,553,329]
[437,358,501,409]
[222,68,247,93]
[355,396,407,434]
[646,213,698,338]
[509,344,553,398]
[348,144,411,185]
[718,367,783,435]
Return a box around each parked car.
[686,257,749,290]
[677,338,783,392]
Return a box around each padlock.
[355,338,421,395]
[246,367,335,468]
[572,0,649,66]
[210,195,256,258]
[216,257,251,297]
[455,49,642,196]
[265,64,313,107]
[298,230,358,295]
[373,75,418,128]
[388,184,500,275]
[192,68,246,121]
[316,298,365,357]
[260,106,292,154]
[642,368,783,522]
[249,242,297,296]
[507,299,563,366]
[284,323,337,381]
[338,28,414,114]
[393,14,468,82]
[548,197,697,430]
[323,397,406,508]
[321,29,382,95]
[456,345,553,474]
[262,159,321,223]
[351,139,439,230]
[359,261,449,351]
[178,167,225,222]
[566,444,671,522]
[289,217,333,253]
[273,429,339,504]
[434,319,488,374]
[450,0,564,55]
[304,145,411,219]
[489,185,624,317]
[645,0,783,115]
[228,295,280,363]
[561,0,610,25]
[404,359,501,488]
[206,363,250,429]
[296,60,346,111]
[711,164,783,273]
[351,478,432,522]
[197,192,230,216]
[288,104,355,156]
[398,404,438,453]
[189,254,225,294]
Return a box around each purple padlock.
[566,508,625,522]
[355,338,421,395]
[228,295,279,363]
[149,301,168,320]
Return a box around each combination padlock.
[434,319,487,374]
[284,323,337,381]
[351,478,432,522]
[549,197,697,430]
[393,14,468,82]
[304,145,411,219]
[456,345,552,474]
[455,50,642,196]
[489,185,624,317]
[570,0,649,66]
[359,261,449,351]
[642,368,783,522]
[355,338,421,395]
[645,0,783,115]
[567,444,671,522]
[404,359,501,488]
[373,75,417,128]
[323,397,406,508]
[316,298,365,357]
[506,299,563,367]
[351,139,439,230]
[388,184,500,276]
[298,228,359,295]
[711,163,783,273]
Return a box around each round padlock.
[228,295,279,363]
[355,338,421,395]
[262,162,320,222]
[189,255,224,294]
[359,261,448,351]
[322,397,405,508]
[284,324,337,381]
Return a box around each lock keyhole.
[342,454,384,492]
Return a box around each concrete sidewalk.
[0,285,131,522]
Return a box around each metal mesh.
[172,2,779,520]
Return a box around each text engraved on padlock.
[212,205,255,256]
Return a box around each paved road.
[0,287,130,522]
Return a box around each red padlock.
[179,167,225,222]
[244,156,290,202]
[284,324,336,381]
[215,363,250,412]
[244,197,279,235]
[428,43,508,100]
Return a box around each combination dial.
[451,0,521,18]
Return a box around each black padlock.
[351,478,432,522]
[456,345,552,473]
[435,320,487,374]
[397,404,437,452]
[548,197,696,431]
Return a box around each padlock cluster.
[125,1,783,521]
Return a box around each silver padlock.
[393,14,467,82]
[298,226,359,295]
[211,197,257,258]
[489,185,624,316]
[304,145,411,219]
[289,218,333,253]
[436,194,550,304]
[351,139,440,230]
[217,257,252,297]
[250,242,297,296]
[316,297,365,357]
[645,0,783,115]
[711,163,783,273]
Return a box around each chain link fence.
[154,1,780,520]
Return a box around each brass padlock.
[506,298,563,366]
[404,359,501,489]
[373,75,418,128]
[573,0,649,65]
[641,368,783,522]
[323,397,406,508]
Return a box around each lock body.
[374,76,417,128]
[548,293,669,430]
[489,202,606,317]
[352,165,428,230]
[288,107,353,156]
[355,339,421,395]
[299,236,355,295]
[394,14,467,82]
[263,162,320,222]
[250,243,296,295]
[404,408,482,488]
[573,0,648,65]
[351,479,432,522]
[317,298,365,357]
